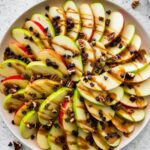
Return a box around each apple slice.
[64,0,81,40]
[3,89,26,111]
[27,61,63,79]
[14,100,41,126]
[80,65,125,91]
[38,87,72,125]
[77,82,123,105]
[25,20,51,49]
[37,127,49,150]
[108,25,135,55]
[92,133,110,150]
[25,79,59,100]
[124,77,150,96]
[58,100,79,150]
[85,100,115,121]
[115,103,145,122]
[20,110,38,139]
[122,54,150,72]
[117,34,141,63]
[0,59,27,77]
[79,4,94,41]
[49,7,66,35]
[52,35,80,57]
[125,64,150,83]
[91,3,105,41]
[76,39,95,74]
[73,89,94,132]
[97,122,121,147]
[0,75,28,95]
[112,115,135,134]
[77,129,98,150]
[12,28,44,58]
[48,121,66,150]
[37,50,68,75]
[31,14,55,38]
[100,12,124,45]
[120,94,147,108]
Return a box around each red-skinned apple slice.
[0,75,29,94]
[58,99,79,150]
[91,3,105,41]
[37,49,68,75]
[79,4,94,41]
[49,7,66,35]
[101,12,124,45]
[25,20,51,49]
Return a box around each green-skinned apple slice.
[108,25,135,55]
[117,34,141,63]
[37,127,49,150]
[8,41,33,60]
[38,87,72,125]
[80,65,125,91]
[27,61,63,79]
[48,121,66,150]
[77,82,123,105]
[64,0,81,40]
[3,89,26,111]
[92,133,110,150]
[24,20,51,49]
[85,100,115,121]
[125,64,150,83]
[120,94,147,108]
[25,79,59,100]
[20,110,38,139]
[31,14,55,38]
[124,77,150,96]
[73,89,94,132]
[58,100,79,150]
[115,103,145,122]
[76,39,95,74]
[122,54,150,72]
[79,4,94,41]
[91,3,105,41]
[14,100,43,126]
[0,59,27,77]
[101,12,124,45]
[77,129,98,150]
[52,35,80,57]
[12,28,44,58]
[97,122,121,147]
[0,75,28,95]
[112,115,135,134]
[49,7,66,35]
[37,50,68,75]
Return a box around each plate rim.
[0,0,150,150]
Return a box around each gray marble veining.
[0,0,150,150]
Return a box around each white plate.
[0,0,150,150]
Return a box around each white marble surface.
[0,0,150,150]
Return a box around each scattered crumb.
[131,0,140,9]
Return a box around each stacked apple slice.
[0,0,150,150]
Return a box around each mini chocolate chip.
[35,32,40,38]
[45,5,50,11]
[96,97,100,101]
[130,95,137,102]
[13,141,22,150]
[120,74,125,78]
[88,75,92,80]
[119,43,123,49]
[104,76,108,80]
[25,18,30,22]
[11,120,15,125]
[8,142,12,147]
[83,77,88,82]
[105,19,110,26]
[29,26,33,31]
[106,10,111,15]
[24,36,29,39]
[8,62,12,67]
[45,13,49,18]
[90,82,95,87]
[99,16,104,21]
[31,135,35,140]
[108,69,112,74]
[29,36,33,41]
[72,130,78,137]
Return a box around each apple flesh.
[64,0,81,40]
[0,59,27,77]
[100,12,124,45]
[79,4,94,41]
[31,14,55,38]
[91,3,105,41]
[20,110,38,139]
[37,50,68,75]
[25,79,59,100]
[49,7,66,35]
[38,87,72,125]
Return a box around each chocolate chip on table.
[8,142,13,147]
[13,141,22,150]
[11,120,15,125]
[30,135,35,140]
[106,10,111,15]
[131,0,140,9]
